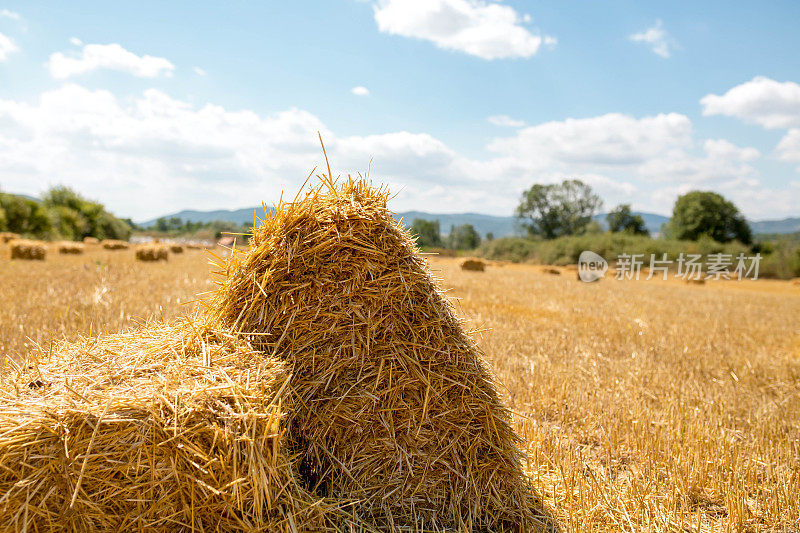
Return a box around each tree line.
[0,186,132,241]
[412,179,754,251]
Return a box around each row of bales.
[2,233,204,262]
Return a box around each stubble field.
[1,243,798,532]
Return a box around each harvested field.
[1,188,799,531]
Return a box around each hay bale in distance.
[57,241,85,255]
[0,232,20,243]
[685,277,706,285]
[461,258,486,271]
[82,236,99,244]
[0,317,330,531]
[135,244,168,262]
[169,243,185,254]
[542,267,561,275]
[9,239,46,260]
[206,177,552,531]
[101,239,129,250]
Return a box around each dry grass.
[0,215,798,531]
[83,236,99,245]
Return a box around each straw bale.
[0,317,332,531]
[0,232,20,243]
[101,239,129,250]
[9,239,46,260]
[135,244,169,262]
[170,243,185,254]
[541,267,561,275]
[685,278,706,285]
[57,241,85,254]
[206,177,553,531]
[460,258,486,271]
[83,236,99,244]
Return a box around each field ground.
[1,243,799,532]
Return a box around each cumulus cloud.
[0,9,20,20]
[350,86,370,96]
[0,32,18,61]
[629,19,674,58]
[0,84,792,220]
[193,66,207,76]
[47,43,175,79]
[372,0,552,60]
[488,113,693,167]
[701,76,800,129]
[488,115,525,128]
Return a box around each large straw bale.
[206,177,553,531]
[170,243,185,254]
[0,317,331,531]
[0,231,20,243]
[135,244,169,261]
[57,240,85,254]
[9,239,46,260]
[101,239,129,250]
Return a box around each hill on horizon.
[139,206,800,237]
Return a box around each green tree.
[447,224,481,250]
[49,205,88,240]
[485,232,494,242]
[410,218,442,248]
[0,206,6,231]
[667,191,752,244]
[43,186,131,240]
[516,179,602,239]
[606,204,649,236]
[0,193,52,236]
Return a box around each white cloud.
[629,19,674,58]
[488,115,525,128]
[372,0,552,60]
[69,37,83,46]
[0,84,793,221]
[488,112,693,167]
[193,66,207,76]
[777,128,800,166]
[0,9,20,20]
[351,86,370,96]
[47,43,175,79]
[0,32,18,61]
[701,76,800,129]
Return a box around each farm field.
[1,244,799,531]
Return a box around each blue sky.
[1,1,800,221]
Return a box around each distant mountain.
[751,217,800,235]
[142,207,798,238]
